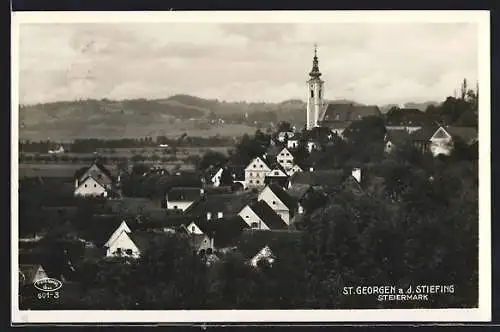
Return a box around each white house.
[209,168,224,187]
[287,138,300,150]
[238,203,269,230]
[277,131,295,142]
[238,200,287,230]
[105,230,140,259]
[257,184,296,225]
[275,147,294,171]
[166,187,203,211]
[245,156,271,189]
[250,245,275,268]
[287,164,304,177]
[307,141,318,153]
[428,126,477,157]
[104,221,132,248]
[74,175,108,197]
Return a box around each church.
[304,46,382,136]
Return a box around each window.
[174,205,178,209]
[253,165,256,168]
[335,114,340,120]
[94,184,97,188]
[278,159,283,163]
[310,90,314,98]
[260,165,263,168]
[125,249,133,255]
[84,184,87,188]
[192,226,195,233]
[274,171,279,175]
[245,215,249,218]
[287,160,292,163]
[272,201,276,205]
[357,114,362,120]
[319,90,322,99]
[256,180,260,184]
[251,222,258,228]
[249,180,253,184]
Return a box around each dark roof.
[265,144,286,157]
[250,200,287,230]
[267,183,297,210]
[286,184,313,200]
[289,170,346,188]
[204,186,233,195]
[409,125,439,141]
[236,229,303,258]
[386,108,427,126]
[228,165,245,181]
[306,126,333,141]
[341,176,363,194]
[129,231,169,252]
[385,129,412,144]
[185,191,257,217]
[212,216,250,248]
[167,187,202,201]
[320,103,382,124]
[73,162,114,181]
[105,198,165,217]
[445,126,478,143]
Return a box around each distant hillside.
[18,95,439,141]
[379,101,439,113]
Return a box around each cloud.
[17,22,478,106]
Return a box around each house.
[287,164,304,177]
[274,147,295,171]
[385,108,427,133]
[250,245,275,267]
[384,129,411,153]
[236,229,304,268]
[165,187,204,211]
[181,221,215,254]
[318,103,382,137]
[106,230,168,259]
[103,220,132,249]
[287,137,300,150]
[264,162,290,188]
[245,156,271,189]
[185,190,257,221]
[277,131,295,142]
[429,126,478,156]
[73,162,117,198]
[258,183,297,225]
[208,167,224,187]
[286,184,316,215]
[238,200,288,230]
[19,264,48,286]
[208,164,246,188]
[287,169,345,189]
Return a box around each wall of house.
[187,222,204,235]
[105,223,131,248]
[258,187,291,224]
[166,200,194,211]
[287,140,299,149]
[74,177,107,197]
[250,246,274,267]
[430,138,453,156]
[245,158,270,189]
[34,267,48,282]
[238,205,270,230]
[106,232,140,258]
[276,149,294,170]
[211,168,223,187]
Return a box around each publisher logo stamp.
[33,278,62,300]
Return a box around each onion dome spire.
[309,44,322,79]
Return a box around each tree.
[198,151,228,172]
[276,121,293,133]
[220,167,234,186]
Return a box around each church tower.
[306,44,324,130]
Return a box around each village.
[18,48,479,310]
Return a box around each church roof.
[319,103,382,124]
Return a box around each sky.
[17,22,479,106]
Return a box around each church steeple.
[309,44,322,80]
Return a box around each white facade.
[352,168,362,184]
[80,164,111,184]
[277,131,295,142]
[258,186,291,225]
[106,231,140,259]
[210,168,223,187]
[245,157,271,189]
[429,127,454,156]
[186,222,205,235]
[287,164,303,177]
[276,147,294,170]
[104,221,131,248]
[287,139,299,150]
[307,79,324,130]
[307,141,318,153]
[238,205,270,230]
[250,246,275,267]
[74,176,108,197]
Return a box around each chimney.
[206,212,212,220]
[352,168,362,183]
[217,212,223,219]
[200,188,205,195]
[309,167,314,172]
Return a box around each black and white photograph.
[12,11,491,323]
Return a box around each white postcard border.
[11,10,491,323]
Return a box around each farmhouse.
[165,187,204,211]
[73,162,118,198]
[245,156,272,189]
[258,183,297,225]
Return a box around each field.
[18,162,196,179]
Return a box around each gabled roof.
[409,125,440,141]
[385,129,411,145]
[236,229,303,259]
[245,156,271,171]
[185,191,258,217]
[128,231,168,252]
[167,187,202,201]
[286,183,313,200]
[266,183,298,211]
[212,216,250,248]
[289,170,346,187]
[73,162,114,182]
[385,108,427,126]
[249,200,287,230]
[320,103,382,123]
[265,144,286,158]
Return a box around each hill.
[18,95,439,141]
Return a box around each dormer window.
[251,222,259,228]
